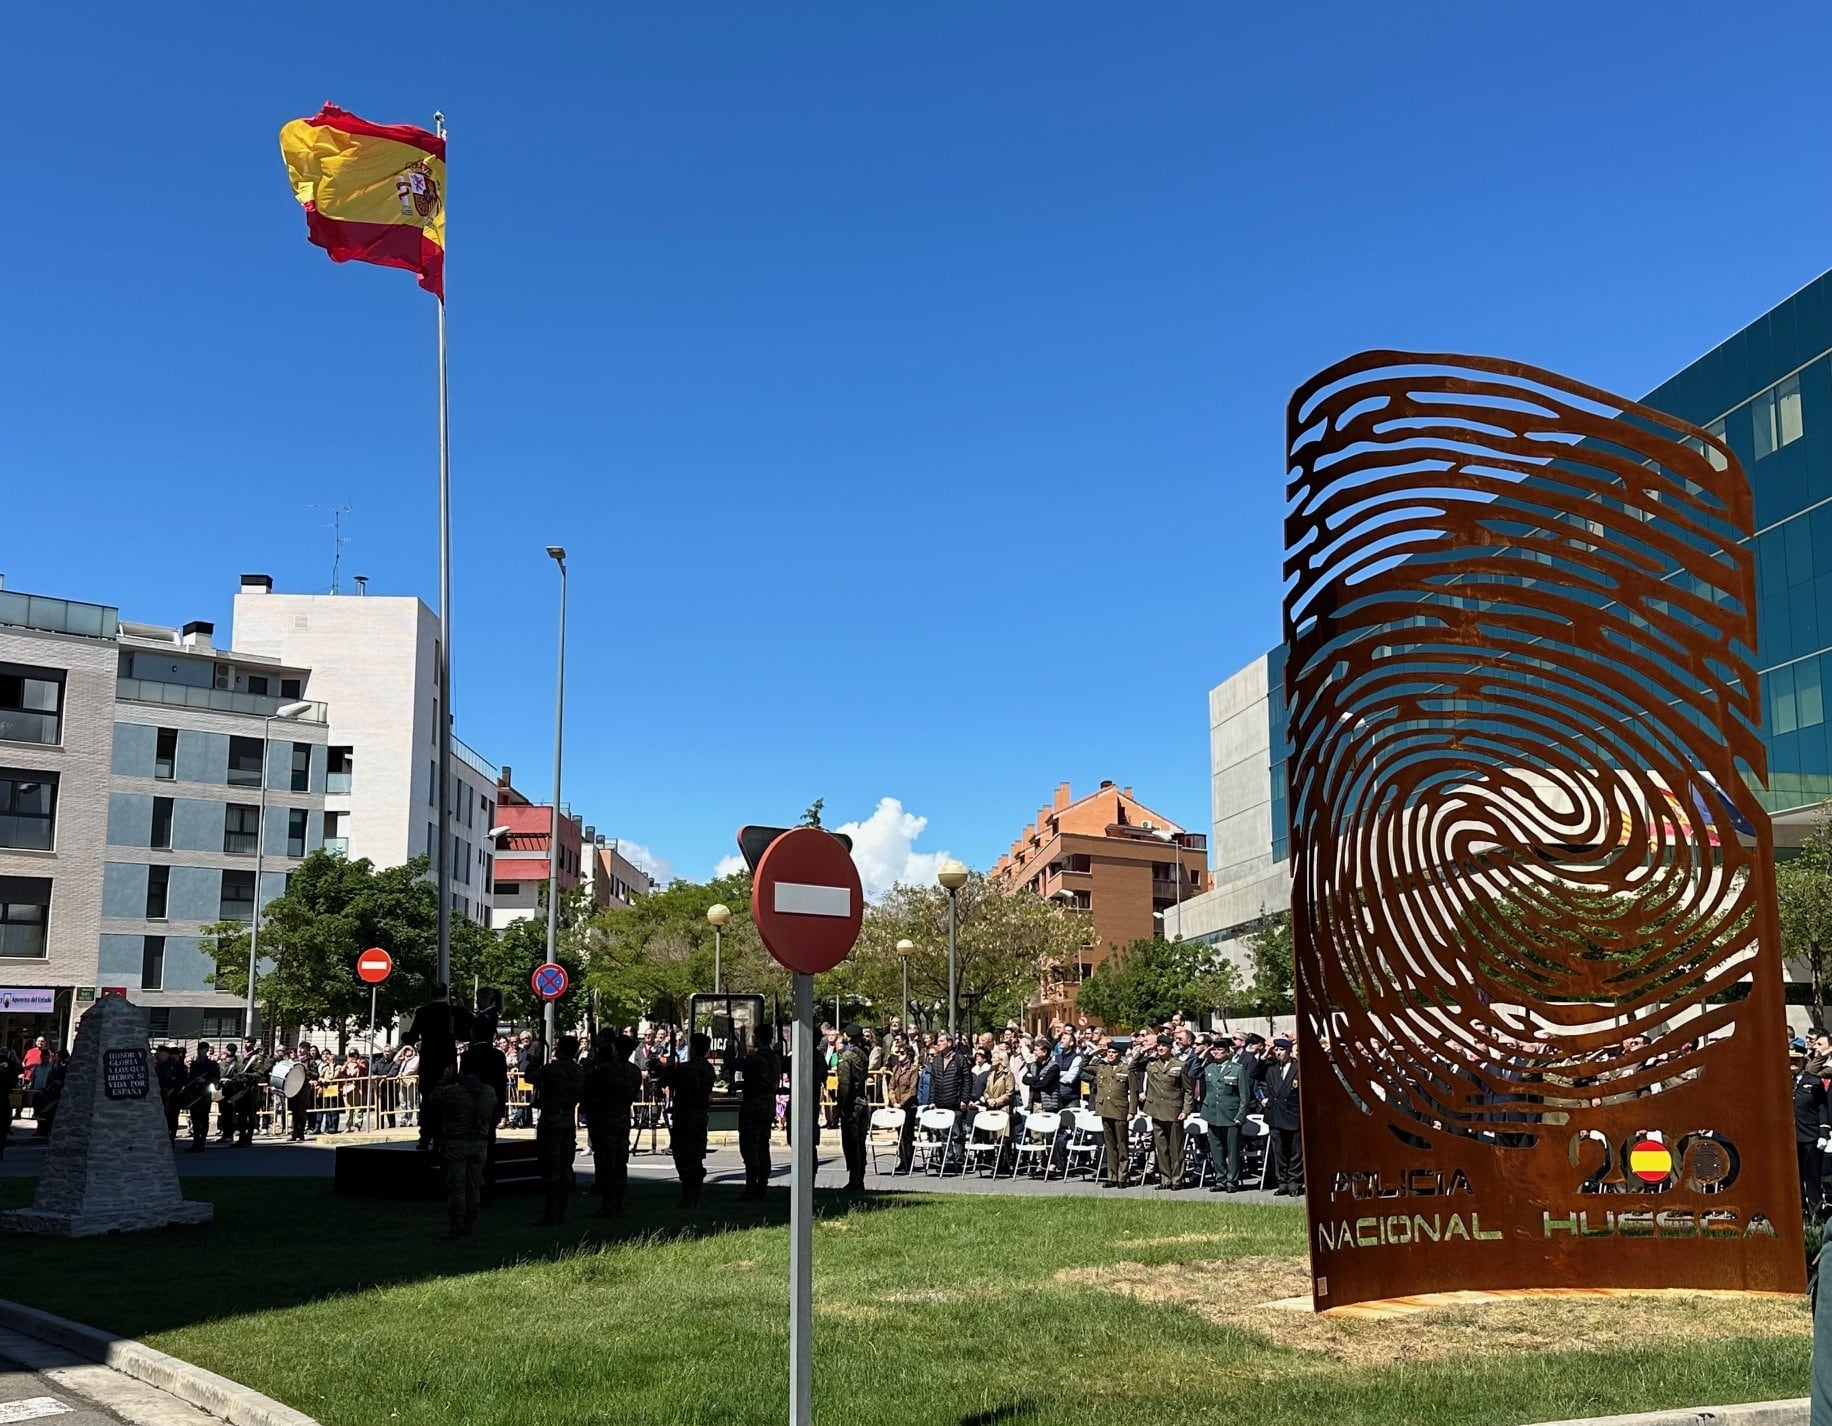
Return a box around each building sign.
[0,989,55,1015]
[103,1048,150,1101]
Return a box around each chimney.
[499,766,512,790]
[1099,779,1115,790]
[181,621,214,650]
[354,575,369,596]
[240,574,272,595]
[1053,781,1072,812]
[1122,786,1133,800]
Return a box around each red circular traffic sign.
[356,948,393,985]
[751,826,864,975]
[532,963,570,1001]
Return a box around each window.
[428,822,438,863]
[281,678,302,700]
[154,728,178,780]
[201,1014,244,1037]
[148,1008,171,1038]
[141,935,165,991]
[497,882,522,897]
[146,865,169,920]
[327,746,353,794]
[150,797,173,849]
[224,803,260,855]
[219,869,256,922]
[429,762,437,805]
[1754,374,1804,461]
[227,736,264,788]
[0,771,56,850]
[246,675,270,696]
[290,742,310,793]
[1704,418,1730,472]
[287,808,308,859]
[0,664,63,746]
[0,876,50,958]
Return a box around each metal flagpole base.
[789,971,814,1425]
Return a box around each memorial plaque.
[1284,351,1803,1310]
[103,1047,149,1101]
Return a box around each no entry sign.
[356,948,393,985]
[531,963,570,1001]
[750,826,864,975]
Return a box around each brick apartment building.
[992,780,1208,1020]
[490,766,584,928]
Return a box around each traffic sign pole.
[788,970,814,1426]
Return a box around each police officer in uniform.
[835,1025,871,1191]
[1793,1044,1828,1217]
[1261,1035,1303,1196]
[1140,1034,1193,1189]
[735,1025,781,1201]
[581,1031,641,1217]
[664,1033,716,1208]
[430,1062,499,1238]
[529,1035,587,1227]
[182,1043,221,1153]
[1197,1038,1249,1191]
[1087,1037,1137,1187]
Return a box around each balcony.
[326,773,352,794]
[0,590,117,641]
[453,736,497,781]
[323,837,349,856]
[117,678,328,724]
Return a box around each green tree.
[1242,908,1295,1020]
[844,873,1091,1031]
[1778,804,1832,1022]
[800,799,825,828]
[476,882,591,1028]
[586,871,779,1026]
[206,851,493,1043]
[1075,936,1246,1030]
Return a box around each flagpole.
[434,109,453,989]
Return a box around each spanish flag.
[280,104,445,299]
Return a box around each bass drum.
[269,1059,307,1100]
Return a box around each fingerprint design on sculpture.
[1284,351,1773,1145]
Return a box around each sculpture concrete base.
[1,996,212,1237]
[2,1200,213,1237]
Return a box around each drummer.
[181,1042,221,1154]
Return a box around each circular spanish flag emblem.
[1628,1137,1673,1183]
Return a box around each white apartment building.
[0,585,329,1049]
[230,576,499,927]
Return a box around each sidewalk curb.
[1522,1400,1806,1426]
[0,1296,319,1426]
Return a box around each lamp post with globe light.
[707,903,731,993]
[937,860,969,1036]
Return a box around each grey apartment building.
[0,586,327,1049]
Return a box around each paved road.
[0,1328,216,1426]
[0,1123,1292,1203]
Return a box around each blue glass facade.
[1642,270,1832,815]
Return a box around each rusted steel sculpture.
[1285,351,1803,1310]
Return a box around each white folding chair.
[961,1109,1009,1176]
[1243,1112,1273,1189]
[1126,1112,1153,1180]
[868,1107,906,1176]
[1009,1110,1060,1179]
[913,1108,957,1176]
[1182,1114,1211,1188]
[1062,1109,1105,1179]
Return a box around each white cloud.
[614,840,675,885]
[712,853,747,880]
[835,797,950,902]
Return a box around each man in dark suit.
[1261,1036,1302,1196]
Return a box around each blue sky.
[6,4,1832,889]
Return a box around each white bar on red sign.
[774,882,852,918]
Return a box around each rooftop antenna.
[309,504,352,593]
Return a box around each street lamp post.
[896,938,913,1021]
[544,545,568,1048]
[937,860,968,1037]
[1153,827,1186,939]
[246,701,315,1039]
[707,903,731,993]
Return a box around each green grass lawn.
[0,1177,1809,1426]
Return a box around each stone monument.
[3,996,212,1236]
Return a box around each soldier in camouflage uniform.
[581,1031,641,1218]
[663,1033,716,1208]
[736,1024,781,1201]
[835,1024,871,1191]
[529,1034,587,1226]
[430,1063,499,1238]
